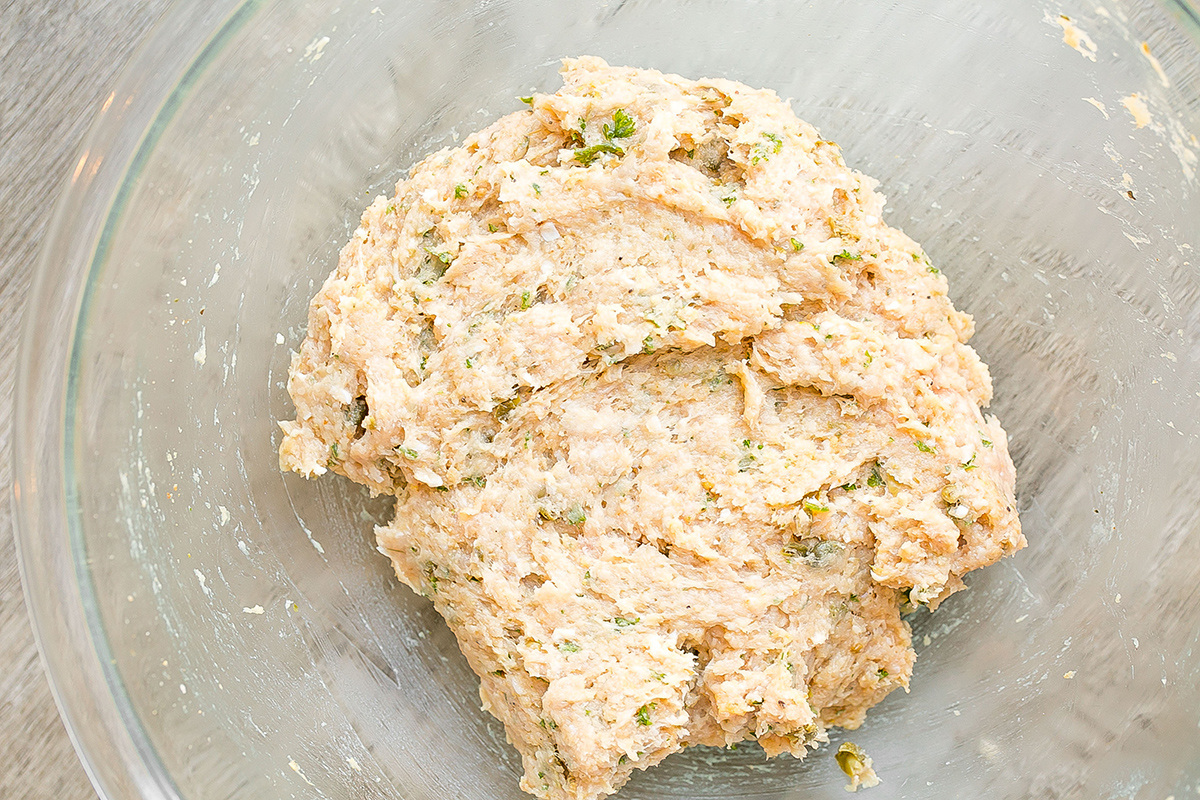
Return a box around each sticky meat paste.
[279,57,1023,800]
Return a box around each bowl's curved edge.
[10,2,251,798]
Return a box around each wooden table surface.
[0,2,171,797]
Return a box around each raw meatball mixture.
[279,57,1023,800]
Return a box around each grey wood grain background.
[0,2,171,797]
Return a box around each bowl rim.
[11,2,251,798]
[10,0,1200,798]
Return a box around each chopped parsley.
[750,132,784,165]
[802,498,830,514]
[877,668,888,678]
[635,704,654,726]
[863,350,873,368]
[519,95,533,105]
[833,250,862,262]
[789,238,804,252]
[573,108,637,166]
[532,182,541,196]
[915,440,935,454]
[604,108,636,141]
[840,482,858,491]
[400,447,419,460]
[564,505,586,526]
[557,641,581,653]
[573,141,624,166]
[520,290,533,309]
[981,438,994,448]
[962,453,977,470]
[613,616,640,628]
[927,265,941,274]
[867,464,885,488]
[326,442,340,467]
[454,183,467,199]
[423,246,453,264]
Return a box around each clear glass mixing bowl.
[14,0,1200,797]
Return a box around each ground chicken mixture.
[279,56,1023,800]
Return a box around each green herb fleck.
[685,148,695,159]
[454,183,467,199]
[558,641,581,653]
[867,464,885,488]
[539,718,558,731]
[423,246,453,264]
[326,442,340,467]
[915,440,935,454]
[519,95,533,105]
[564,505,586,526]
[613,616,640,628]
[467,475,487,488]
[927,265,941,274]
[877,668,888,678]
[573,141,625,166]
[651,670,666,682]
[841,482,858,492]
[802,498,830,514]
[635,704,654,726]
[641,334,656,354]
[604,108,636,140]
[532,182,541,196]
[465,356,476,369]
[833,250,862,262]
[790,238,804,252]
[400,447,419,460]
[520,290,533,309]
[863,350,873,368]
[750,132,784,164]
[487,223,497,233]
[981,438,994,448]
[962,453,977,471]
[435,485,449,493]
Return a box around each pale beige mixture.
[279,57,1023,800]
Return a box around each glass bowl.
[14,0,1200,798]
